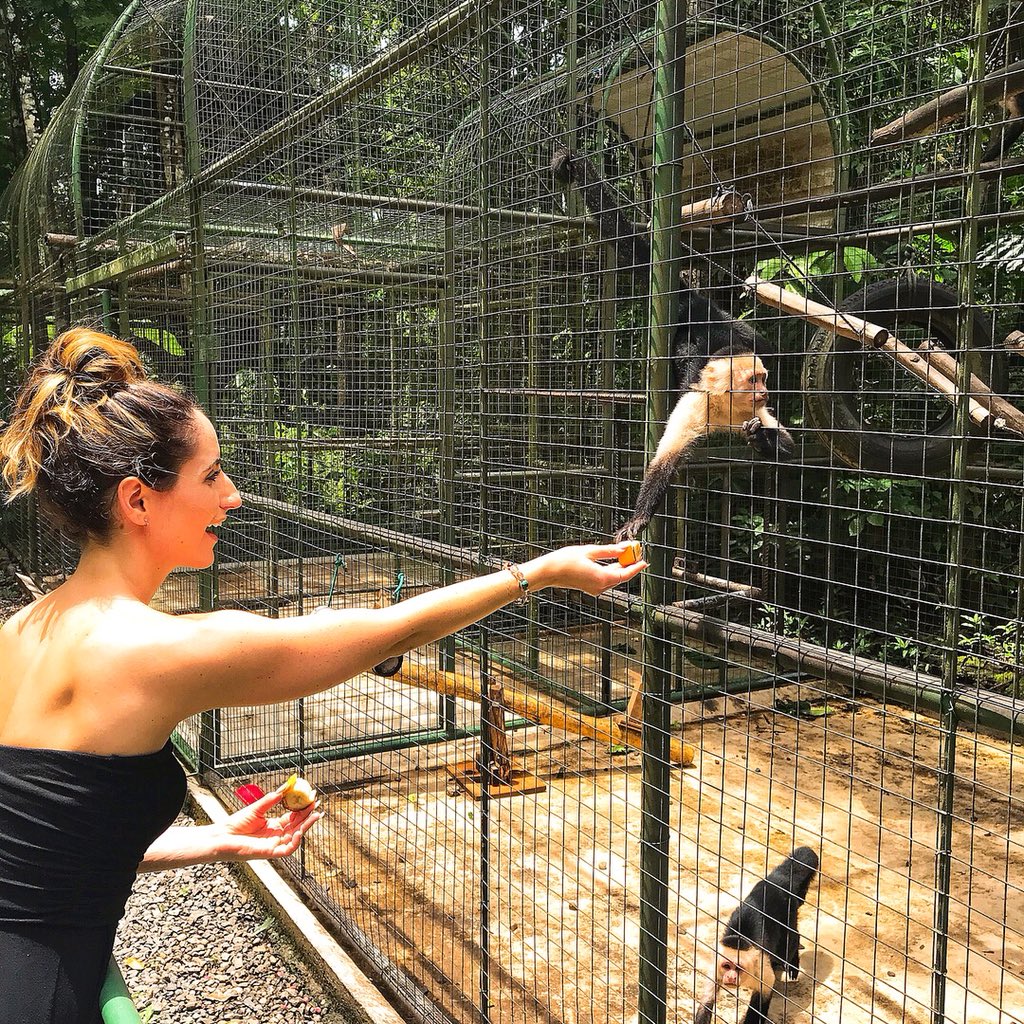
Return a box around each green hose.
[100,957,142,1024]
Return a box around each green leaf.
[842,247,878,283]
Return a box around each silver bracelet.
[503,562,530,604]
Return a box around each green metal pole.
[598,232,618,706]
[439,209,459,735]
[638,2,687,1023]
[183,0,216,772]
[99,958,142,1024]
[476,5,495,1020]
[933,5,989,1022]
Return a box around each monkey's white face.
[718,947,768,989]
[732,357,769,410]
[720,958,742,987]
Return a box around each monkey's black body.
[982,92,1024,163]
[372,655,404,676]
[724,845,819,982]
[695,846,819,1024]
[552,148,794,541]
[551,147,767,386]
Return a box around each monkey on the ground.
[550,148,794,542]
[694,846,819,1024]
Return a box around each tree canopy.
[0,0,123,196]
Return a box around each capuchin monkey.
[694,846,819,1024]
[982,90,1024,163]
[550,148,794,542]
[616,347,793,541]
[981,23,1024,163]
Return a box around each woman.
[0,327,645,1022]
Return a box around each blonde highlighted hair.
[0,327,200,542]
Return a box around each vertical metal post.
[476,5,495,1020]
[932,5,988,1022]
[260,287,280,617]
[183,0,216,772]
[281,0,307,799]
[598,240,618,705]
[638,3,688,1023]
[526,276,541,674]
[439,209,458,733]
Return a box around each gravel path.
[0,564,362,1024]
[114,815,354,1023]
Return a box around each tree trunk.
[0,1,41,152]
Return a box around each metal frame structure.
[2,2,1023,1023]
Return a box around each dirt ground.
[232,670,1021,1024]
[161,557,1021,1024]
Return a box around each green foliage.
[754,247,879,294]
[0,0,125,194]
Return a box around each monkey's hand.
[614,517,649,543]
[742,416,793,460]
[550,147,575,184]
[372,655,405,677]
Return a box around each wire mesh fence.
[2,1,1023,1022]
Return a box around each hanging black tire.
[801,277,1007,473]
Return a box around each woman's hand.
[213,781,322,862]
[522,541,647,596]
[140,781,321,872]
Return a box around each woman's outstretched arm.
[118,542,646,725]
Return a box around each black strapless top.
[0,741,186,927]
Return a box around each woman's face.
[146,411,242,569]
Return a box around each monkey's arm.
[693,995,718,1024]
[551,147,652,280]
[742,408,795,460]
[982,111,1024,162]
[739,989,774,1024]
[615,391,707,541]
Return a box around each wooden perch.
[870,59,1024,147]
[747,276,993,427]
[746,275,890,345]
[679,191,747,226]
[390,660,696,767]
[917,341,1024,435]
[1005,330,1024,352]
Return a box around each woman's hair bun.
[47,327,147,390]
[1,327,200,543]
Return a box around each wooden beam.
[747,276,992,427]
[391,660,696,767]
[870,60,1024,147]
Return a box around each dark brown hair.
[0,327,200,543]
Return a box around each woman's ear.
[115,476,149,528]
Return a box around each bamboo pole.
[917,341,1024,434]
[390,661,696,767]
[746,276,993,426]
[746,275,890,344]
